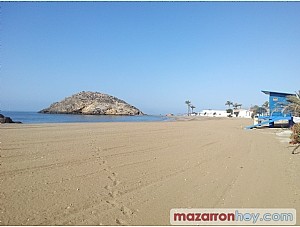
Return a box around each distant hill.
[39,91,144,116]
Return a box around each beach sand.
[0,118,299,225]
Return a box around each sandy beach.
[0,118,299,225]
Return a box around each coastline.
[0,118,299,225]
[0,111,170,124]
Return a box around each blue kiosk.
[246,90,295,129]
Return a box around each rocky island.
[39,91,143,116]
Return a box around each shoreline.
[0,111,171,124]
[0,118,299,225]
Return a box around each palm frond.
[286,92,300,116]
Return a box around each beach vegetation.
[190,105,196,114]
[225,101,233,109]
[226,108,233,114]
[286,91,300,117]
[286,91,300,154]
[250,105,268,118]
[185,100,191,116]
[290,123,300,154]
[262,101,269,109]
[233,103,242,109]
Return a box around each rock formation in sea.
[0,114,22,124]
[39,91,144,116]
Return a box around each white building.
[233,109,253,118]
[199,109,253,118]
[199,109,230,117]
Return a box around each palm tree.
[287,91,300,117]
[261,101,269,115]
[185,100,191,116]
[262,101,269,109]
[190,105,196,114]
[225,101,233,109]
[287,91,300,154]
[233,103,239,110]
[257,107,268,115]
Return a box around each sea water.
[1,111,171,124]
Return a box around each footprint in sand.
[104,185,112,190]
[104,167,112,173]
[120,205,134,217]
[107,175,121,187]
[116,218,127,225]
[106,200,118,207]
[113,180,121,186]
[102,160,107,165]
[108,175,116,181]
[108,190,120,198]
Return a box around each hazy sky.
[1,2,300,114]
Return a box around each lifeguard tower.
[245,90,295,129]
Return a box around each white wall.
[234,109,253,118]
[199,109,253,118]
[199,110,229,117]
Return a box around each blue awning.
[261,90,295,96]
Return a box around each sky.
[1,2,300,115]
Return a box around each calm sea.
[1,111,171,124]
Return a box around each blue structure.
[246,90,295,129]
